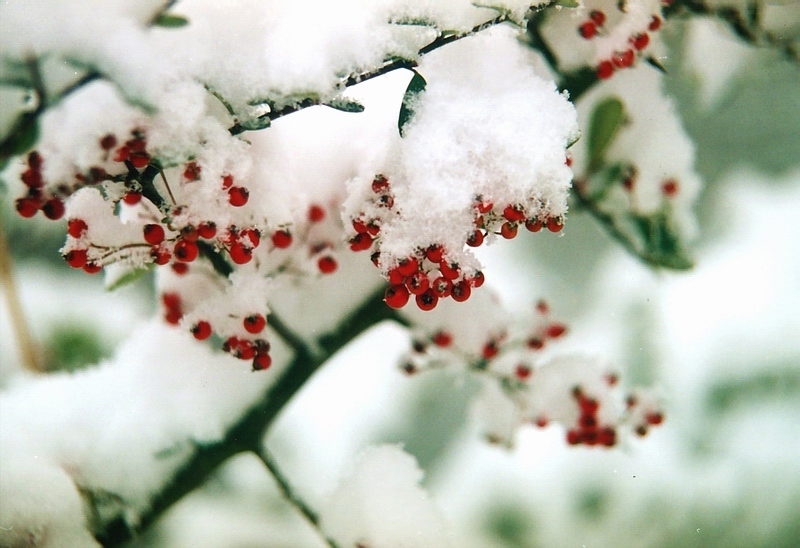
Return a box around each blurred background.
[2,15,799,548]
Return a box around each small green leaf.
[106,265,153,292]
[588,96,626,174]
[555,0,580,7]
[398,70,426,136]
[324,97,365,113]
[153,14,189,28]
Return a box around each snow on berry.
[344,27,578,310]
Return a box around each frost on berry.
[343,28,579,310]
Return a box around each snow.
[320,444,454,547]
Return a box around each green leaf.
[153,14,189,28]
[629,211,693,270]
[324,97,365,113]
[398,70,426,136]
[588,96,625,174]
[555,0,580,7]
[45,324,109,372]
[238,116,271,131]
[106,265,153,292]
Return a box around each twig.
[255,447,340,548]
[0,222,43,373]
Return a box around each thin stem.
[255,448,340,548]
[228,10,519,134]
[0,223,42,373]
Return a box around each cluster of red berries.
[14,151,66,220]
[577,8,663,81]
[626,394,665,436]
[468,196,564,245]
[349,176,566,311]
[563,386,618,447]
[187,307,273,371]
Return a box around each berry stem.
[0,223,43,373]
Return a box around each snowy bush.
[1,0,798,546]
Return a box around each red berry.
[384,284,410,309]
[649,15,662,31]
[546,217,564,233]
[365,221,380,236]
[171,262,189,275]
[197,222,217,239]
[612,49,635,69]
[630,32,650,51]
[476,201,493,214]
[425,245,443,263]
[241,228,260,248]
[253,353,272,371]
[470,271,485,288]
[162,292,181,309]
[406,271,430,295]
[535,416,549,428]
[21,168,43,188]
[82,262,102,274]
[500,222,518,239]
[546,323,567,338]
[662,179,679,197]
[590,10,606,26]
[244,313,266,334]
[432,331,452,348]
[42,198,65,220]
[318,256,338,274]
[515,364,532,380]
[228,186,249,207]
[579,396,599,416]
[68,219,88,238]
[222,174,234,189]
[379,194,394,208]
[174,239,199,262]
[192,321,212,341]
[15,197,39,218]
[525,218,543,232]
[527,337,544,350]
[371,175,389,193]
[503,205,526,222]
[271,230,292,249]
[432,277,452,298]
[152,247,171,265]
[439,261,459,280]
[482,341,499,360]
[27,151,43,169]
[599,427,617,447]
[129,152,150,169]
[232,339,255,360]
[388,268,406,285]
[352,219,368,234]
[467,230,484,247]
[579,21,598,39]
[164,308,183,325]
[349,232,373,252]
[229,242,252,264]
[143,224,166,245]
[100,134,117,151]
[397,258,419,277]
[123,192,142,205]
[177,226,197,243]
[415,289,439,311]
[308,204,326,223]
[646,412,664,425]
[536,300,549,314]
[183,161,201,181]
[566,429,582,445]
[451,281,471,302]
[596,60,615,80]
[64,249,88,269]
[113,146,130,162]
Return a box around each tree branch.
[97,285,408,546]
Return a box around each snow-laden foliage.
[0,0,751,543]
